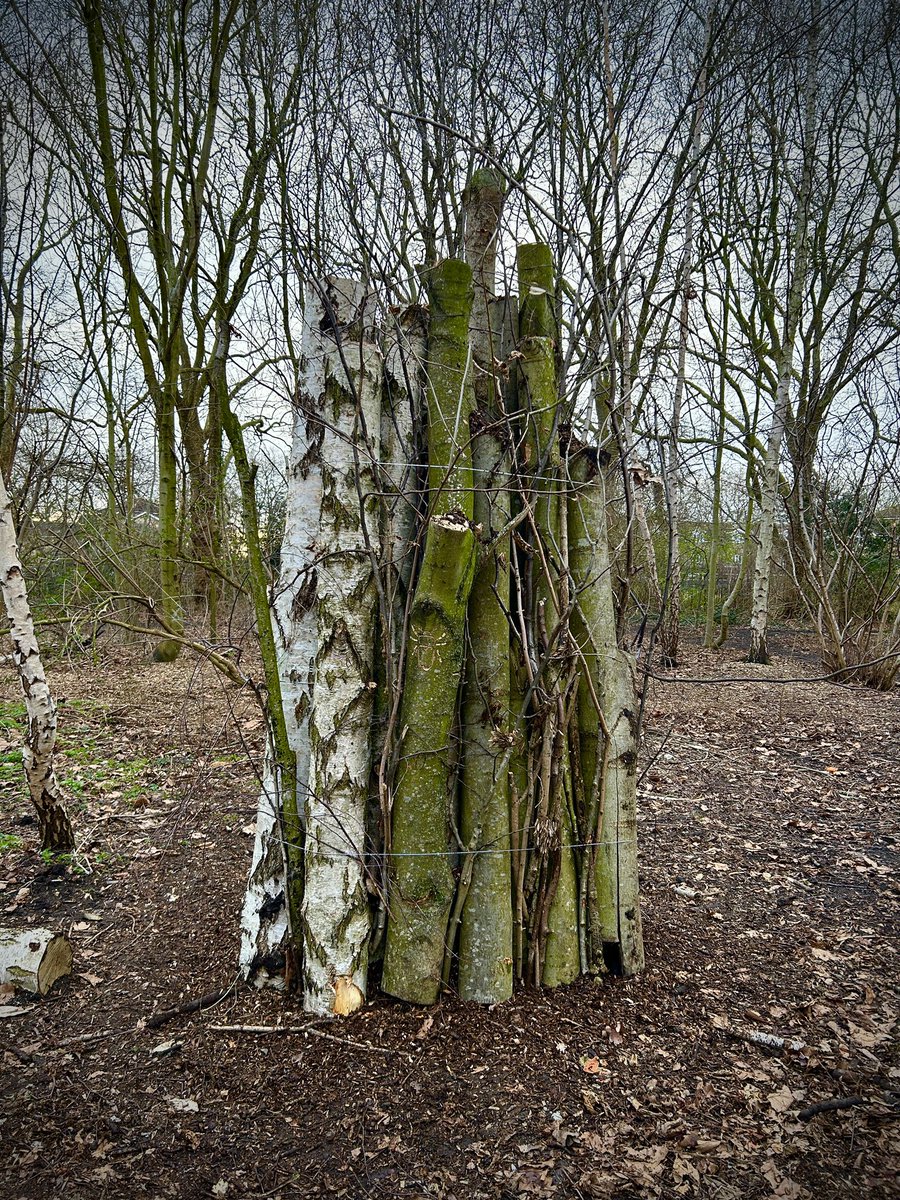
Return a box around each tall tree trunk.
[240,282,345,985]
[218,316,301,987]
[458,169,513,1005]
[382,259,477,1005]
[748,26,818,664]
[382,308,427,667]
[0,472,73,852]
[302,280,383,1017]
[151,380,183,662]
[660,33,710,668]
[703,304,730,648]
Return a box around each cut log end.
[0,927,73,995]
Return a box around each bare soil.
[1,630,898,1199]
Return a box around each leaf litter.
[0,632,897,1198]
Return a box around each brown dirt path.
[0,636,897,1199]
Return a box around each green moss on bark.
[383,259,477,1005]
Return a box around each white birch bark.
[239,289,328,984]
[0,927,73,995]
[749,30,818,664]
[0,473,73,852]
[300,281,382,1016]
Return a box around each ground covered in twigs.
[0,631,898,1199]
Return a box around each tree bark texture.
[0,472,73,852]
[749,30,818,664]
[458,169,514,1004]
[0,927,73,995]
[568,449,644,976]
[302,281,383,1017]
[382,259,477,1005]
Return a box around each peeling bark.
[302,282,383,1016]
[0,473,73,852]
[0,927,72,995]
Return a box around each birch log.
[239,284,333,984]
[301,280,382,1016]
[0,473,73,852]
[0,927,73,995]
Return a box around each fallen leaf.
[166,1097,199,1113]
[810,948,841,962]
[0,1005,34,1019]
[767,1085,804,1114]
[150,1039,182,1056]
[414,1015,434,1041]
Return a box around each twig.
[144,985,236,1030]
[208,1022,398,1056]
[798,1096,867,1120]
[53,1028,114,1047]
[714,1016,805,1053]
[728,1027,807,1054]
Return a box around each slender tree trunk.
[749,26,818,664]
[0,472,73,852]
[302,280,383,1017]
[703,307,730,647]
[382,259,477,1005]
[152,380,183,662]
[716,496,754,649]
[660,39,709,668]
[458,169,513,1004]
[382,308,427,664]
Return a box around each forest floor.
[0,629,897,1199]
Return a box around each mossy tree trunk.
[458,169,514,1004]
[382,259,477,1005]
[515,242,579,990]
[568,447,644,976]
[518,332,579,989]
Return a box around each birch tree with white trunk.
[300,280,383,1017]
[0,471,73,852]
[240,289,329,986]
[748,20,818,664]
